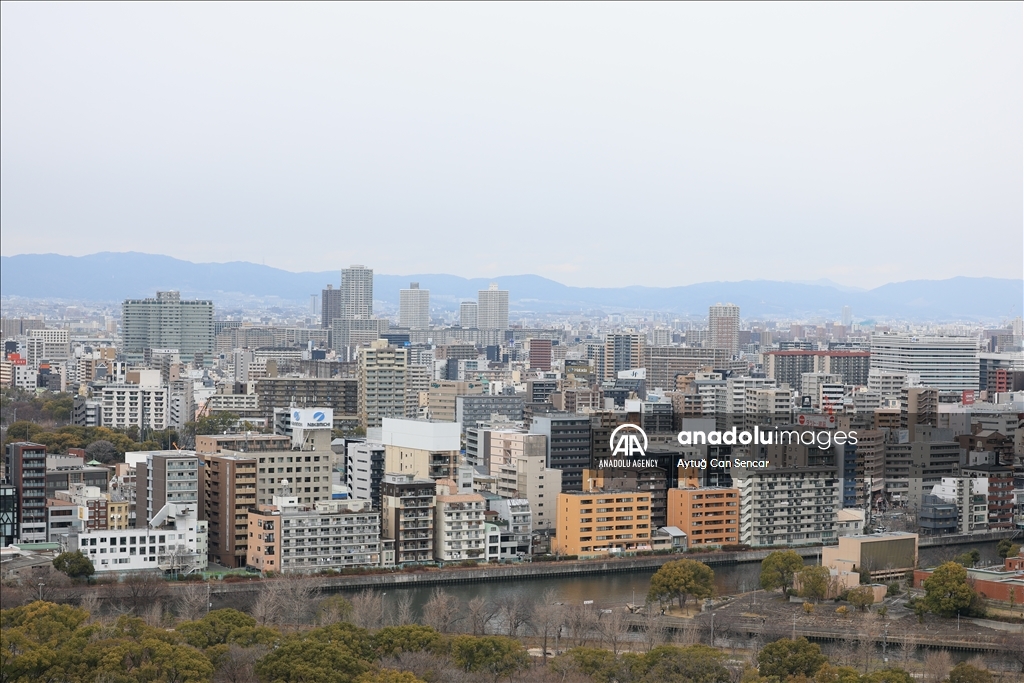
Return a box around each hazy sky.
[2,3,1021,288]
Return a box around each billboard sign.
[291,408,334,429]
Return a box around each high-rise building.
[122,291,214,364]
[530,414,591,492]
[399,282,430,330]
[381,473,436,565]
[459,301,478,329]
[842,306,853,327]
[340,265,374,320]
[321,284,343,329]
[870,335,979,392]
[477,283,509,331]
[358,340,408,429]
[604,333,645,381]
[5,442,46,542]
[202,453,257,568]
[708,303,740,356]
[528,339,553,371]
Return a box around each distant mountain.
[1,252,1020,320]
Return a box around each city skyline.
[2,4,1021,288]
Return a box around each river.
[379,540,1004,622]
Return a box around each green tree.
[52,550,95,579]
[997,538,1020,560]
[177,608,258,649]
[798,565,830,602]
[357,671,426,683]
[923,562,974,617]
[760,550,805,596]
[815,663,862,683]
[450,635,530,679]
[559,647,620,683]
[948,662,993,683]
[256,623,373,683]
[756,637,828,679]
[954,549,981,567]
[847,586,874,611]
[639,644,730,683]
[372,625,443,657]
[647,559,715,609]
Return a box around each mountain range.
[1,252,1021,321]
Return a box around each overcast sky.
[1,3,1021,289]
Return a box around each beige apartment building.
[358,340,408,429]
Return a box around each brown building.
[554,489,652,556]
[196,434,291,455]
[528,339,553,371]
[247,505,281,573]
[666,487,740,546]
[203,453,258,567]
[962,463,1015,529]
[584,467,669,529]
[381,473,436,565]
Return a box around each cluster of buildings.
[2,265,1023,572]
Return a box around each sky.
[1,3,1021,289]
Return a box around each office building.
[132,451,200,528]
[528,339,553,371]
[340,265,374,320]
[708,303,740,356]
[203,453,257,568]
[477,283,509,331]
[381,473,436,565]
[122,291,214,364]
[644,346,730,391]
[358,340,408,429]
[765,350,871,389]
[322,284,343,329]
[667,487,740,547]
[426,380,484,423]
[6,443,47,542]
[434,493,486,562]
[26,329,71,365]
[883,428,961,506]
[531,414,592,492]
[553,490,652,557]
[870,335,979,391]
[823,532,918,582]
[399,282,430,330]
[459,301,478,329]
[247,496,380,573]
[67,503,208,574]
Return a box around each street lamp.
[381,592,387,627]
[38,582,45,602]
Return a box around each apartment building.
[456,395,525,431]
[708,303,740,356]
[604,333,645,381]
[667,487,740,547]
[553,490,652,556]
[255,377,358,427]
[531,413,592,492]
[477,283,509,331]
[98,383,169,431]
[358,340,408,429]
[121,291,214,364]
[346,440,385,507]
[399,282,430,330]
[131,451,200,528]
[734,466,838,547]
[434,493,486,562]
[381,418,459,481]
[485,430,561,529]
[883,428,960,505]
[203,453,257,568]
[644,346,731,391]
[870,334,979,392]
[247,496,380,573]
[381,474,437,565]
[6,442,47,542]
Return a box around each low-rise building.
[381,473,436,565]
[823,532,918,582]
[666,487,740,547]
[554,489,652,557]
[434,493,486,562]
[247,496,380,573]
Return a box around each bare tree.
[214,644,268,683]
[495,590,533,637]
[422,588,461,633]
[143,600,165,628]
[896,631,917,672]
[78,592,101,621]
[348,589,384,629]
[381,651,474,683]
[531,590,564,663]
[636,606,667,653]
[251,582,280,627]
[597,607,629,655]
[316,594,353,626]
[395,592,416,627]
[176,580,209,622]
[923,650,953,683]
[467,595,494,636]
[273,574,316,630]
[563,603,598,647]
[109,572,169,615]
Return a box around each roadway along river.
[377,541,1002,622]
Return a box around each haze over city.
[1,3,1021,288]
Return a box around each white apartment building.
[380,417,460,481]
[800,373,843,409]
[346,440,385,504]
[399,283,430,330]
[99,383,169,431]
[358,340,408,429]
[477,283,509,331]
[867,369,908,400]
[434,493,486,562]
[870,335,979,392]
[491,497,532,557]
[340,265,374,320]
[931,477,989,534]
[66,503,208,574]
[274,497,381,572]
[459,301,478,329]
[734,466,839,547]
[744,386,793,425]
[27,329,71,365]
[708,303,740,356]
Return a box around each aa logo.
[610,424,648,457]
